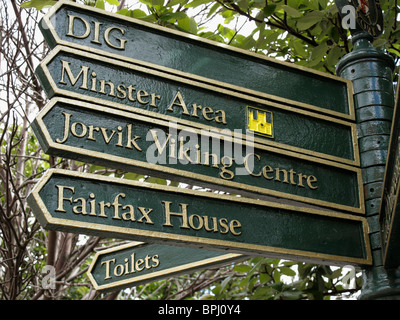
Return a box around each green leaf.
[177,15,198,33]
[117,8,148,19]
[207,2,220,18]
[263,4,276,16]
[279,266,296,277]
[309,43,328,66]
[167,0,188,6]
[146,177,168,185]
[95,0,105,9]
[282,5,301,18]
[20,0,57,10]
[326,45,342,66]
[233,264,252,273]
[105,0,119,6]
[273,269,281,283]
[124,173,145,181]
[160,11,188,21]
[185,0,212,8]
[296,12,323,30]
[259,272,271,283]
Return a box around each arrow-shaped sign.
[31,97,365,214]
[28,169,371,266]
[39,0,355,120]
[35,46,359,166]
[87,242,245,293]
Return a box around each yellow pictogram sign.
[247,106,274,138]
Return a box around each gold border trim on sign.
[41,0,356,122]
[34,97,365,214]
[29,169,371,266]
[86,242,244,292]
[37,45,360,167]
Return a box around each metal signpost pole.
[336,0,400,299]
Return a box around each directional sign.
[35,46,360,166]
[87,242,245,293]
[28,169,371,266]
[32,97,365,214]
[39,0,355,120]
[380,82,400,267]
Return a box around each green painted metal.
[336,33,400,299]
[38,0,355,120]
[31,97,365,214]
[35,46,359,165]
[379,81,400,268]
[87,242,245,293]
[27,169,372,266]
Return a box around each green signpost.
[39,0,355,121]
[32,97,365,214]
[27,0,384,296]
[87,242,244,293]
[28,169,371,266]
[35,45,359,166]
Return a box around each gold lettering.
[137,207,154,224]
[73,198,87,215]
[91,21,102,44]
[220,156,234,180]
[100,127,116,144]
[202,106,214,121]
[135,258,145,272]
[297,173,307,188]
[104,26,127,50]
[219,218,229,234]
[125,124,142,151]
[116,84,127,99]
[150,93,161,108]
[203,216,218,232]
[152,255,160,268]
[162,201,190,229]
[56,185,75,212]
[188,214,203,230]
[98,201,110,218]
[59,60,89,90]
[99,80,116,97]
[137,89,149,105]
[127,85,136,102]
[243,153,261,177]
[215,110,227,124]
[202,152,219,168]
[229,220,242,236]
[262,165,274,180]
[121,204,135,221]
[56,112,72,144]
[149,129,172,155]
[66,14,90,39]
[101,259,116,280]
[307,175,318,189]
[275,168,289,184]
[192,104,202,117]
[112,193,125,220]
[167,91,190,115]
[71,122,87,138]
[87,125,100,141]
